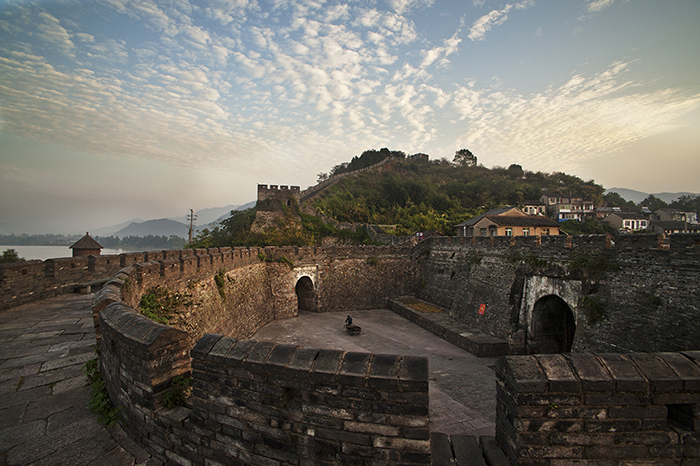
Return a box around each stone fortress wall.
[257,184,301,206]
[93,245,426,465]
[416,233,700,354]
[2,234,700,464]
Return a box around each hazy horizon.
[2,0,699,234]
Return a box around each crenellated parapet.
[91,244,427,466]
[257,183,301,207]
[496,352,700,464]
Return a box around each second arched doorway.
[295,276,317,312]
[528,295,576,354]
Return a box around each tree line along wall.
[94,245,429,466]
[416,233,700,355]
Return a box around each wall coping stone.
[564,353,614,392]
[596,353,649,393]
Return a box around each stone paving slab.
[0,294,159,466]
[252,308,499,437]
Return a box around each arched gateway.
[295,276,317,311]
[529,295,576,353]
[520,275,581,354]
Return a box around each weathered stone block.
[311,349,344,383]
[565,353,614,392]
[497,355,548,394]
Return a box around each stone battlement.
[94,246,428,466]
[257,183,301,206]
[496,352,700,464]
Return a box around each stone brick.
[627,353,683,392]
[225,340,257,367]
[263,344,297,373]
[550,433,613,446]
[497,355,548,393]
[657,352,700,391]
[368,354,400,391]
[338,352,371,386]
[190,333,224,360]
[372,437,430,452]
[311,350,344,383]
[316,428,371,446]
[584,419,641,433]
[566,353,615,392]
[344,421,400,437]
[207,337,236,364]
[596,354,650,393]
[397,356,429,392]
[517,419,583,433]
[536,354,582,393]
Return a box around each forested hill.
[310,151,605,236]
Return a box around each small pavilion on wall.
[70,232,103,257]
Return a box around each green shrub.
[83,356,122,427]
[139,285,193,325]
[162,375,191,409]
[214,269,227,300]
[580,295,607,324]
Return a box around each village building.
[650,220,700,235]
[69,232,103,257]
[653,208,698,224]
[602,212,649,232]
[522,199,547,216]
[456,207,559,237]
[540,193,595,222]
[455,207,525,237]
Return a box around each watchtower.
[257,184,301,208]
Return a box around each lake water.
[1,245,132,261]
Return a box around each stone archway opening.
[295,276,317,312]
[529,295,576,354]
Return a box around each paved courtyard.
[253,309,499,437]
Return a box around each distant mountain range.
[95,201,256,238]
[604,188,697,205]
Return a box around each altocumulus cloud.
[0,0,698,181]
[455,63,700,172]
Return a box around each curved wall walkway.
[93,245,430,466]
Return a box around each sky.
[1,0,699,234]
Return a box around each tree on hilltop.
[639,194,668,211]
[453,149,477,167]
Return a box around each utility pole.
[187,209,197,244]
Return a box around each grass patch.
[162,375,191,409]
[399,297,444,314]
[214,268,226,301]
[83,357,122,427]
[139,285,193,325]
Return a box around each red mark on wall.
[478,304,486,315]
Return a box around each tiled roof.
[455,206,522,227]
[607,212,648,219]
[70,233,103,250]
[484,216,559,227]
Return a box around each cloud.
[2,0,696,199]
[454,62,700,172]
[420,31,461,68]
[586,0,615,13]
[467,1,533,41]
[388,0,435,15]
